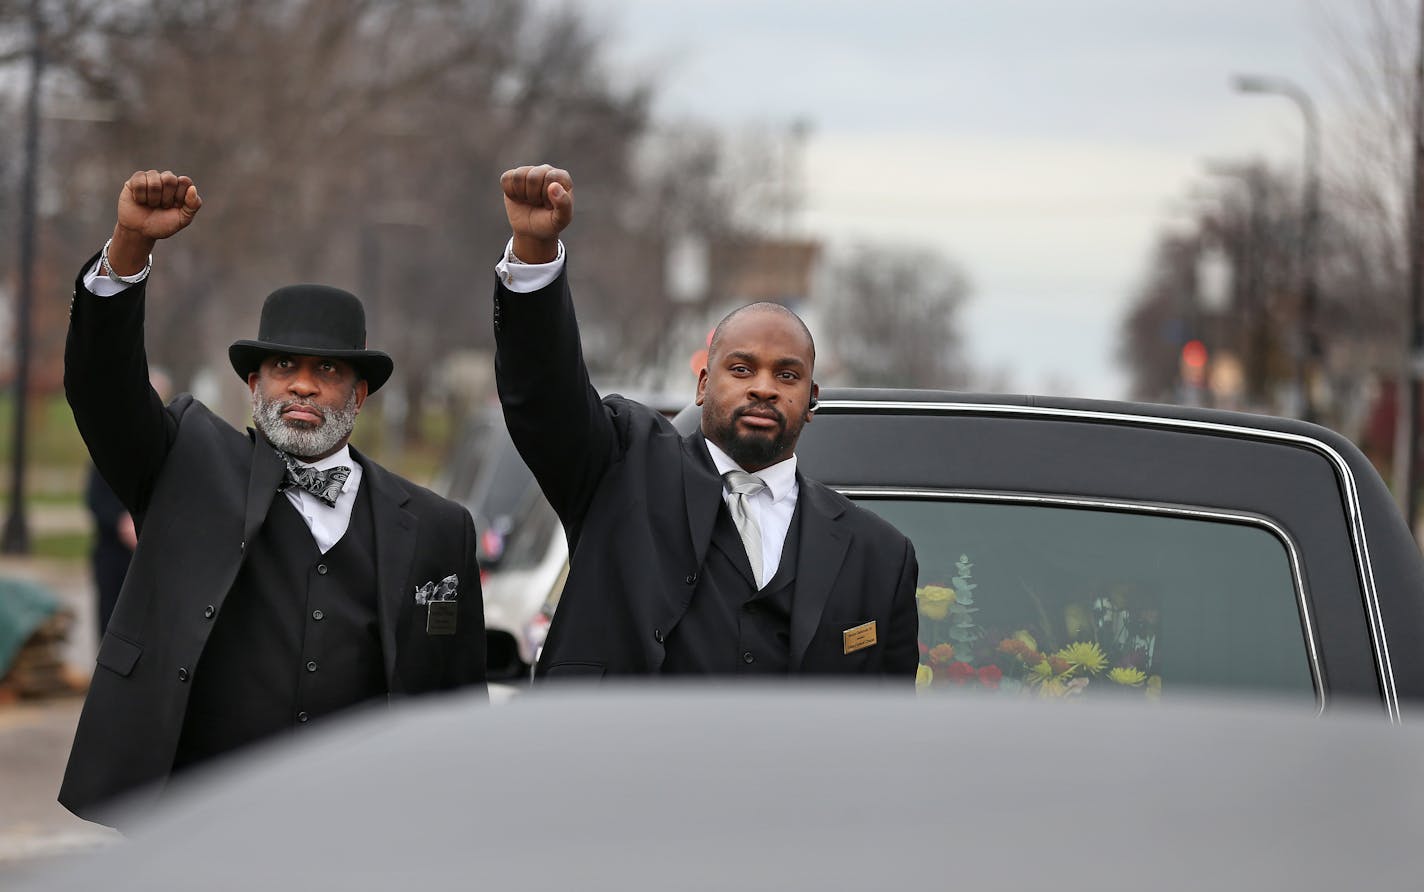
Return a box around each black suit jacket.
[60,255,486,823]
[493,268,918,679]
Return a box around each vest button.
[316,563,329,575]
[312,609,325,621]
[742,652,755,664]
[306,660,319,673]
[684,573,697,585]
[177,667,189,682]
[653,628,663,644]
[203,605,215,619]
[296,711,310,723]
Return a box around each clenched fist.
[501,164,572,264]
[118,169,202,240]
[104,169,203,278]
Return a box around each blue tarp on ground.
[0,578,61,677]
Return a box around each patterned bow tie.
[278,451,350,507]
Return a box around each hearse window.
[856,497,1315,703]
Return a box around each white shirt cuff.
[82,255,134,297]
[495,238,565,293]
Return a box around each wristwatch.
[100,237,152,285]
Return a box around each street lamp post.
[1232,73,1322,423]
[1402,4,1424,534]
[3,0,45,554]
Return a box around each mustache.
[279,400,326,423]
[734,402,785,425]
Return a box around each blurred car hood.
[23,687,1420,890]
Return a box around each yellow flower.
[1146,675,1162,701]
[1054,641,1108,675]
[1026,660,1054,684]
[916,664,933,689]
[1064,605,1091,638]
[1037,678,1068,698]
[1108,667,1147,687]
[916,584,956,621]
[1011,630,1038,651]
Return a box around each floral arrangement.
[915,554,1161,700]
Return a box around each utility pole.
[3,0,44,554]
[1232,74,1322,422]
[1404,0,1424,535]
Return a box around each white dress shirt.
[280,445,362,554]
[83,252,360,554]
[703,439,799,589]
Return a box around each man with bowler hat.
[60,170,486,827]
[494,164,918,680]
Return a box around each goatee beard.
[716,403,792,469]
[252,389,358,458]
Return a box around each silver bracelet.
[100,237,152,285]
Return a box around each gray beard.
[252,388,359,458]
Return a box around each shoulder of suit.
[600,393,682,434]
[801,476,913,543]
[356,455,467,517]
[171,393,240,435]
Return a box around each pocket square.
[414,573,459,605]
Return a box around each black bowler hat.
[228,284,394,393]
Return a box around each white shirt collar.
[703,437,797,503]
[289,444,354,471]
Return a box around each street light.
[3,0,46,554]
[1231,73,1322,423]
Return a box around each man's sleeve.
[886,536,921,679]
[492,260,618,538]
[65,251,177,516]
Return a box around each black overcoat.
[59,256,486,823]
[493,268,919,679]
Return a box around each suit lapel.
[243,431,286,547]
[355,448,417,691]
[790,476,850,669]
[681,431,724,573]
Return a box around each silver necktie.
[723,470,768,587]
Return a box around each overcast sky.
[574,0,1349,398]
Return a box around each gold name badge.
[843,620,877,654]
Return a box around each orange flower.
[1049,656,1072,676]
[997,639,1028,657]
[928,643,957,666]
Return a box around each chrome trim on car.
[816,399,1398,722]
[839,487,1323,715]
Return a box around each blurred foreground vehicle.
[16,689,1424,889]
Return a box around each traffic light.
[1181,339,1208,387]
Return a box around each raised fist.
[501,164,572,263]
[117,170,202,241]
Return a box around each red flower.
[977,665,1003,689]
[943,661,977,685]
[918,641,930,657]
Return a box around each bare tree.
[819,244,972,389]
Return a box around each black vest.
[173,480,385,771]
[662,500,802,675]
